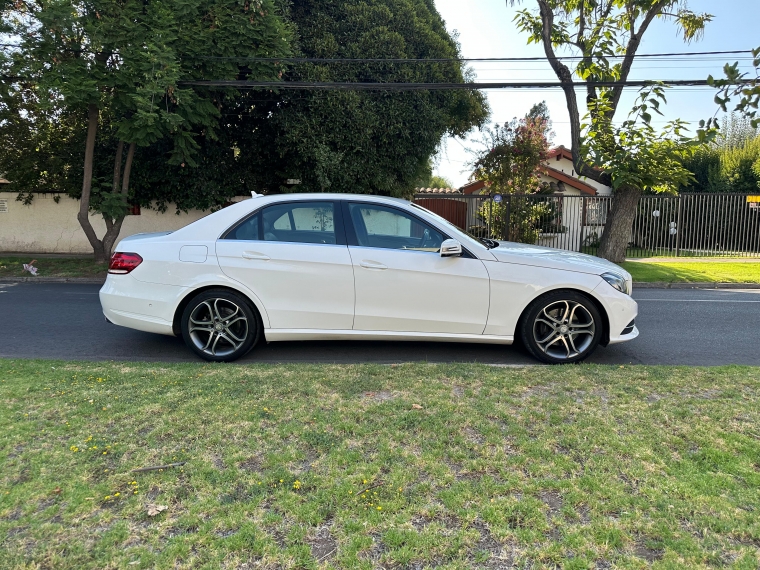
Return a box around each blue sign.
[493,194,502,203]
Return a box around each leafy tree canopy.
[130,0,490,209]
[1,0,292,260]
[509,0,715,261]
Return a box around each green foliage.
[681,115,760,193]
[510,2,714,194]
[471,107,551,195]
[709,47,760,129]
[1,0,293,203]
[425,175,454,189]
[476,194,556,244]
[131,0,489,203]
[582,84,712,193]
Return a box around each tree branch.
[535,0,610,185]
[607,0,671,114]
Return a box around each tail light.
[108,252,143,274]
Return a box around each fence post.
[505,195,511,241]
[675,195,682,257]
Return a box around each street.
[1,282,759,365]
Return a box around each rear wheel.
[520,291,603,364]
[181,289,260,362]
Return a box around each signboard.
[746,196,760,203]
[493,194,502,204]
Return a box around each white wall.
[544,155,612,196]
[0,192,245,254]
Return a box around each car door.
[216,200,355,330]
[344,201,490,334]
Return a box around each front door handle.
[242,251,270,261]
[359,260,387,270]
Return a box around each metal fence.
[413,193,760,258]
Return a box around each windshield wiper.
[479,238,500,249]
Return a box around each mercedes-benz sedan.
[100,193,638,363]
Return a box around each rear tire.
[181,289,260,362]
[520,290,603,364]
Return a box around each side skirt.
[263,329,514,345]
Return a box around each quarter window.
[348,203,444,252]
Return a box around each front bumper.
[608,324,639,345]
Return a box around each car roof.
[252,193,411,206]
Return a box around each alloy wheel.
[188,298,249,357]
[532,299,596,360]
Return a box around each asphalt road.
[1,282,759,365]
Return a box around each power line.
[193,49,754,63]
[178,79,745,90]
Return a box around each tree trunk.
[597,184,642,263]
[77,104,109,263]
[102,142,136,255]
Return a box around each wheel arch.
[515,287,611,348]
[172,284,268,337]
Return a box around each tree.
[1,0,291,262]
[129,0,490,204]
[710,47,760,128]
[509,0,714,262]
[681,114,760,194]
[471,103,555,243]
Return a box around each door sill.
[264,329,513,344]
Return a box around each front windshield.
[409,203,499,249]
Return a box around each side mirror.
[440,239,462,257]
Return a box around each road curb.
[0,276,106,284]
[634,282,760,289]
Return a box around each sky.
[431,0,760,188]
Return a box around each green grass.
[1,361,759,569]
[0,256,107,279]
[621,261,760,284]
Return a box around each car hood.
[489,241,630,278]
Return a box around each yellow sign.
[747,196,760,203]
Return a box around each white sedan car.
[100,193,638,364]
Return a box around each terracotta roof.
[0,178,10,184]
[541,165,597,196]
[548,146,573,161]
[415,187,462,194]
[460,180,488,195]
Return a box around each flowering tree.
[472,108,552,195]
[471,104,555,242]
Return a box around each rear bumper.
[99,274,186,336]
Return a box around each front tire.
[520,290,603,364]
[181,289,260,362]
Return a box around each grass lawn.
[1,361,759,569]
[0,256,107,279]
[620,261,760,284]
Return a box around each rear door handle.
[359,260,387,270]
[242,251,270,261]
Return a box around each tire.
[520,290,603,364]
[181,289,261,362]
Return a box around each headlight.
[601,272,630,295]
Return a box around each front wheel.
[181,289,260,362]
[520,291,603,364]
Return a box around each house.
[413,147,612,247]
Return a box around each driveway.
[2,282,759,365]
